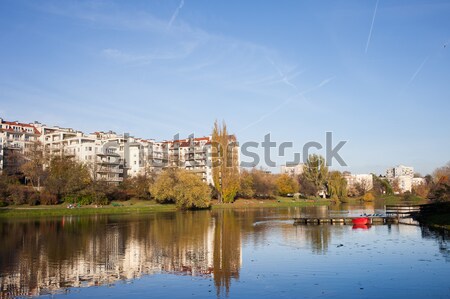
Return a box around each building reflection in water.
[0,210,243,299]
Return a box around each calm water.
[1,205,449,299]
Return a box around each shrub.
[7,185,27,205]
[7,185,36,205]
[106,188,130,202]
[27,192,40,206]
[40,191,58,205]
[402,191,413,201]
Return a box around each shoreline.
[0,196,428,219]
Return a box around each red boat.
[352,217,369,225]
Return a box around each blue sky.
[0,0,449,175]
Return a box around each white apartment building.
[0,118,41,174]
[385,165,416,193]
[280,162,304,177]
[0,117,237,186]
[162,136,214,185]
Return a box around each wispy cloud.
[408,56,429,85]
[168,0,185,30]
[365,0,380,54]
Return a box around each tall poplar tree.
[212,120,239,203]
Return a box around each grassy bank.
[0,200,177,218]
[0,197,333,218]
[212,197,332,209]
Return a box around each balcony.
[96,159,121,165]
[97,167,123,173]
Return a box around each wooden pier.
[293,204,425,226]
[293,216,399,225]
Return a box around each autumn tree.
[412,182,430,199]
[326,171,347,200]
[20,141,46,190]
[211,120,240,203]
[276,174,299,196]
[174,170,211,210]
[391,178,401,194]
[429,162,450,202]
[302,154,328,196]
[251,168,277,198]
[123,171,157,200]
[151,168,211,209]
[45,155,91,201]
[150,168,178,203]
[238,169,255,198]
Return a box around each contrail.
[408,56,429,85]
[266,57,299,91]
[167,0,184,30]
[238,76,334,133]
[365,0,379,54]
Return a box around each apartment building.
[385,165,416,193]
[0,117,232,186]
[0,118,41,174]
[162,136,213,185]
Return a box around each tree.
[20,141,46,190]
[45,155,91,201]
[238,169,255,198]
[362,192,375,202]
[412,182,430,199]
[298,173,318,196]
[433,162,450,183]
[276,174,299,196]
[302,154,328,196]
[151,168,211,209]
[251,168,277,198]
[150,168,178,203]
[326,171,347,200]
[124,172,156,200]
[392,178,401,194]
[211,120,240,203]
[174,170,211,210]
[372,175,393,196]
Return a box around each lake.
[1,204,449,299]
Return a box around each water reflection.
[0,207,448,299]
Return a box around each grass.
[212,196,332,209]
[0,200,176,218]
[0,197,334,218]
